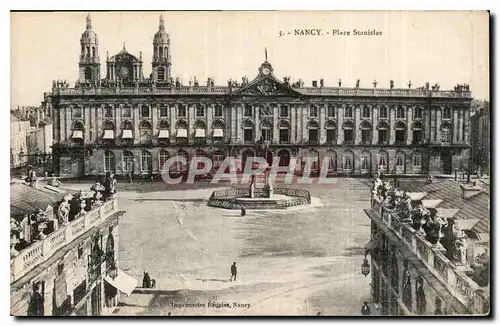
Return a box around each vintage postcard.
[10,11,490,316]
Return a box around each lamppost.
[361,250,371,278]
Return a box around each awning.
[103,130,115,139]
[122,130,133,139]
[421,199,443,208]
[158,129,170,138]
[195,129,206,138]
[72,130,83,139]
[176,128,187,138]
[435,208,460,219]
[406,192,428,201]
[213,128,224,138]
[104,269,138,297]
[365,236,382,251]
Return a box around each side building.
[364,178,490,316]
[470,100,490,176]
[44,14,473,179]
[10,182,133,316]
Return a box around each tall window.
[279,121,290,144]
[84,67,92,81]
[326,151,336,171]
[396,106,405,119]
[73,107,82,119]
[343,121,354,143]
[213,151,225,171]
[141,150,152,172]
[104,151,116,173]
[443,107,452,119]
[261,121,272,141]
[327,105,336,118]
[412,152,422,170]
[396,152,405,171]
[105,106,113,118]
[243,120,254,143]
[244,105,252,117]
[214,105,223,117]
[361,154,370,170]
[378,152,388,172]
[378,121,389,144]
[412,122,423,144]
[310,105,318,117]
[177,105,187,118]
[123,106,132,118]
[123,151,134,173]
[307,121,319,143]
[157,67,165,81]
[139,121,152,144]
[196,105,205,117]
[159,149,169,171]
[344,106,353,118]
[141,106,150,118]
[395,122,407,143]
[441,124,452,143]
[343,152,354,171]
[280,105,289,117]
[379,106,388,119]
[362,106,371,118]
[360,121,372,143]
[414,107,423,119]
[159,106,168,118]
[159,47,163,57]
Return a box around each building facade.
[45,14,473,178]
[10,183,131,316]
[364,179,490,316]
[471,101,490,176]
[11,114,30,169]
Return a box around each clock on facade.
[119,67,129,78]
[262,67,270,75]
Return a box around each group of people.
[142,271,156,289]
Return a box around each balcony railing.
[370,198,489,315]
[10,198,118,283]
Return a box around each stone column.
[389,105,396,144]
[207,104,213,140]
[189,104,195,143]
[337,106,344,145]
[302,105,308,141]
[372,105,379,144]
[453,108,459,143]
[85,105,91,142]
[115,104,122,141]
[97,105,103,142]
[290,105,296,143]
[407,106,413,145]
[151,104,158,139]
[355,105,361,144]
[133,104,139,145]
[295,105,302,142]
[254,104,260,141]
[64,106,70,142]
[464,108,471,145]
[436,107,442,143]
[170,105,176,141]
[319,104,326,144]
[273,105,279,143]
[230,103,237,142]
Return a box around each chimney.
[460,183,483,199]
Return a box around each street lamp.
[361,251,371,277]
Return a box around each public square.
[63,177,373,316]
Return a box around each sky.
[10,11,489,107]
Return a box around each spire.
[159,14,165,30]
[122,42,126,52]
[86,13,92,30]
[265,47,268,61]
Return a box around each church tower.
[152,14,171,84]
[79,14,100,84]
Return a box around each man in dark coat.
[230,262,237,282]
[241,206,246,216]
[361,301,371,315]
[28,284,44,316]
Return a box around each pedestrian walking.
[361,301,371,315]
[151,279,156,288]
[241,206,246,216]
[230,262,237,282]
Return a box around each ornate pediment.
[230,75,301,97]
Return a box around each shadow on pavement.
[195,278,230,283]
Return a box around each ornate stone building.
[44,14,473,178]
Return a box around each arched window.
[441,123,452,144]
[443,107,452,119]
[71,121,84,142]
[261,120,273,142]
[361,151,371,171]
[164,47,168,58]
[378,151,389,173]
[157,67,165,81]
[413,107,423,119]
[104,151,116,173]
[325,151,337,171]
[105,231,115,266]
[396,152,406,173]
[342,151,354,171]
[342,120,354,143]
[86,46,90,57]
[412,121,423,144]
[377,121,390,144]
[360,121,372,143]
[243,120,254,143]
[344,106,353,118]
[327,105,336,118]
[325,120,337,144]
[278,120,290,144]
[92,47,96,57]
[84,67,92,81]
[159,47,163,58]
[141,150,152,172]
[395,121,407,143]
[396,105,406,119]
[307,120,319,143]
[122,151,134,173]
[379,105,388,119]
[159,149,170,171]
[194,120,207,140]
[104,106,113,118]
[139,120,152,144]
[362,105,371,118]
[212,120,225,139]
